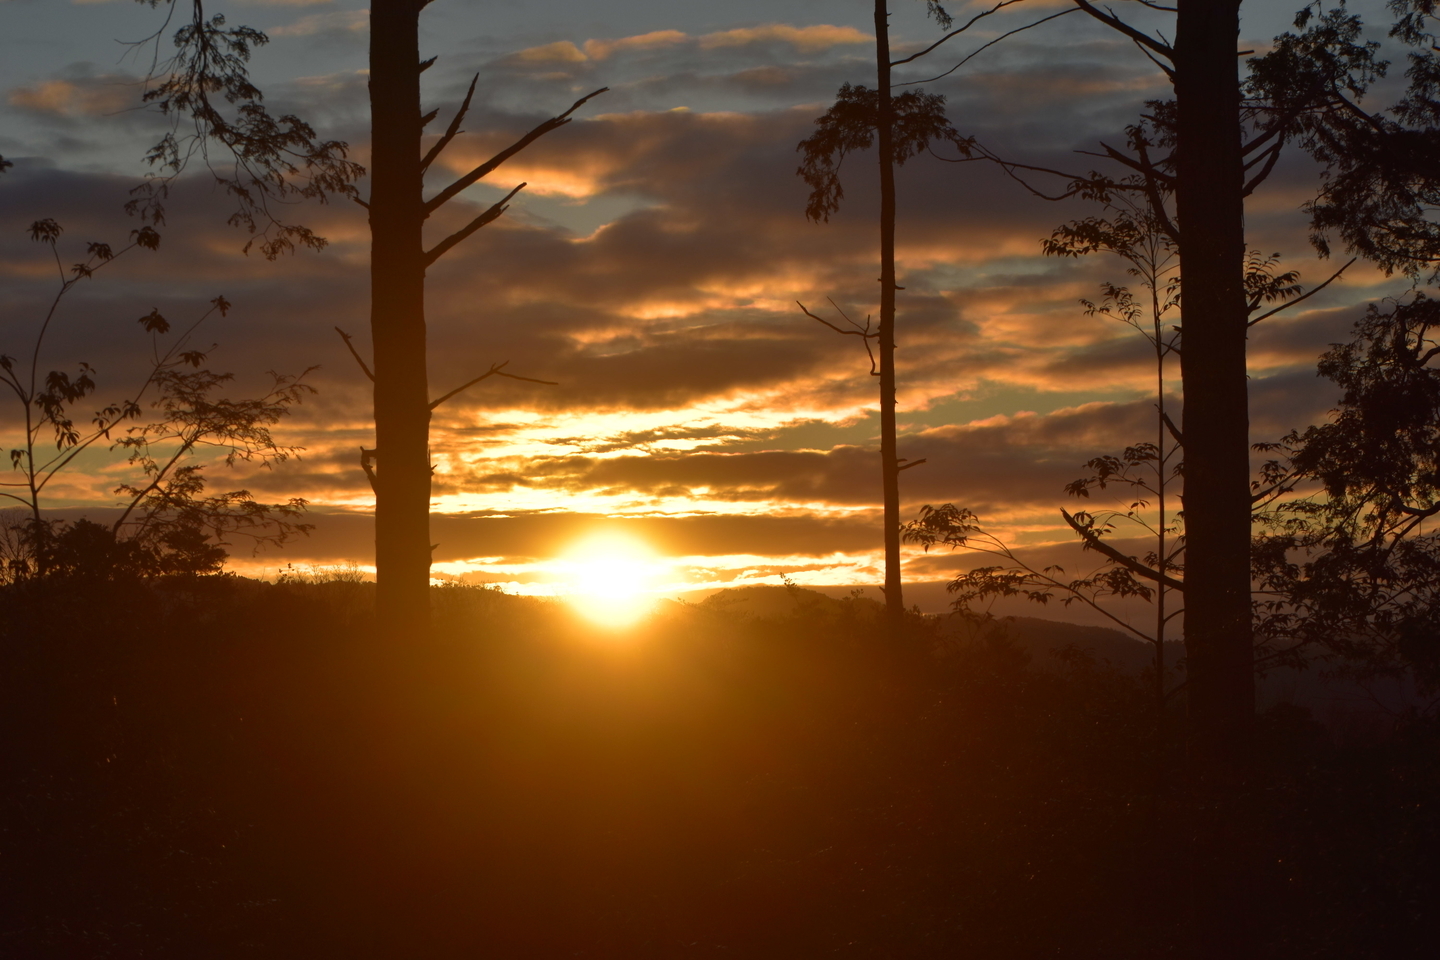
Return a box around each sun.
[559,534,659,628]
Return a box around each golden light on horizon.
[560,533,660,628]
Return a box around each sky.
[0,0,1418,620]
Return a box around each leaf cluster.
[1254,294,1440,686]
[797,83,974,222]
[1250,1,1440,278]
[126,1,363,258]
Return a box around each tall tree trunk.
[369,0,432,630]
[875,0,903,620]
[1174,1,1257,951]
[1174,0,1254,778]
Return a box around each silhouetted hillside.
[3,579,1437,958]
[700,584,1172,674]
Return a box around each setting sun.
[559,534,660,627]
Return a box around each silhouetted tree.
[949,0,1378,785]
[361,1,596,627]
[127,2,592,625]
[906,206,1311,717]
[1,219,312,583]
[126,0,364,257]
[1253,0,1440,280]
[797,2,1018,620]
[1254,293,1440,694]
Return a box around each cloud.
[699,24,870,53]
[583,30,689,61]
[513,24,868,68]
[511,41,588,64]
[269,9,367,37]
[8,76,137,118]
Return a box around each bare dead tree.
[132,1,603,625]
[364,1,603,628]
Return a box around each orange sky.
[0,1,1413,616]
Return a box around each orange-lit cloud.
[8,76,135,117]
[512,24,869,66]
[269,9,367,37]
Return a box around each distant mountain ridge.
[691,584,1169,675]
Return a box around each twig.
[896,8,1080,85]
[334,326,375,381]
[1248,258,1357,327]
[797,300,878,375]
[429,361,557,411]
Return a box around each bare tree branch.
[891,0,1028,66]
[424,87,607,217]
[797,300,879,375]
[334,326,374,381]
[429,361,557,411]
[1247,258,1357,327]
[1069,0,1174,60]
[897,8,1080,85]
[421,73,479,175]
[1162,411,1184,446]
[1242,141,1284,197]
[423,182,526,268]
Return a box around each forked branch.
[425,87,607,216]
[429,361,557,411]
[424,183,526,268]
[797,299,879,376]
[421,74,479,175]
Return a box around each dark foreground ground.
[2,577,1437,958]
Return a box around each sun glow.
[560,534,660,628]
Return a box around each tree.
[0,219,312,583]
[946,0,1378,781]
[1254,293,1440,695]
[797,1,1041,621]
[362,1,598,628]
[129,1,598,626]
[905,198,1312,718]
[1245,0,1440,694]
[1262,0,1440,280]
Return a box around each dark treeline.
[2,579,1437,958]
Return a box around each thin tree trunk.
[369,0,433,630]
[1154,287,1168,720]
[1174,0,1254,779]
[875,0,903,620]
